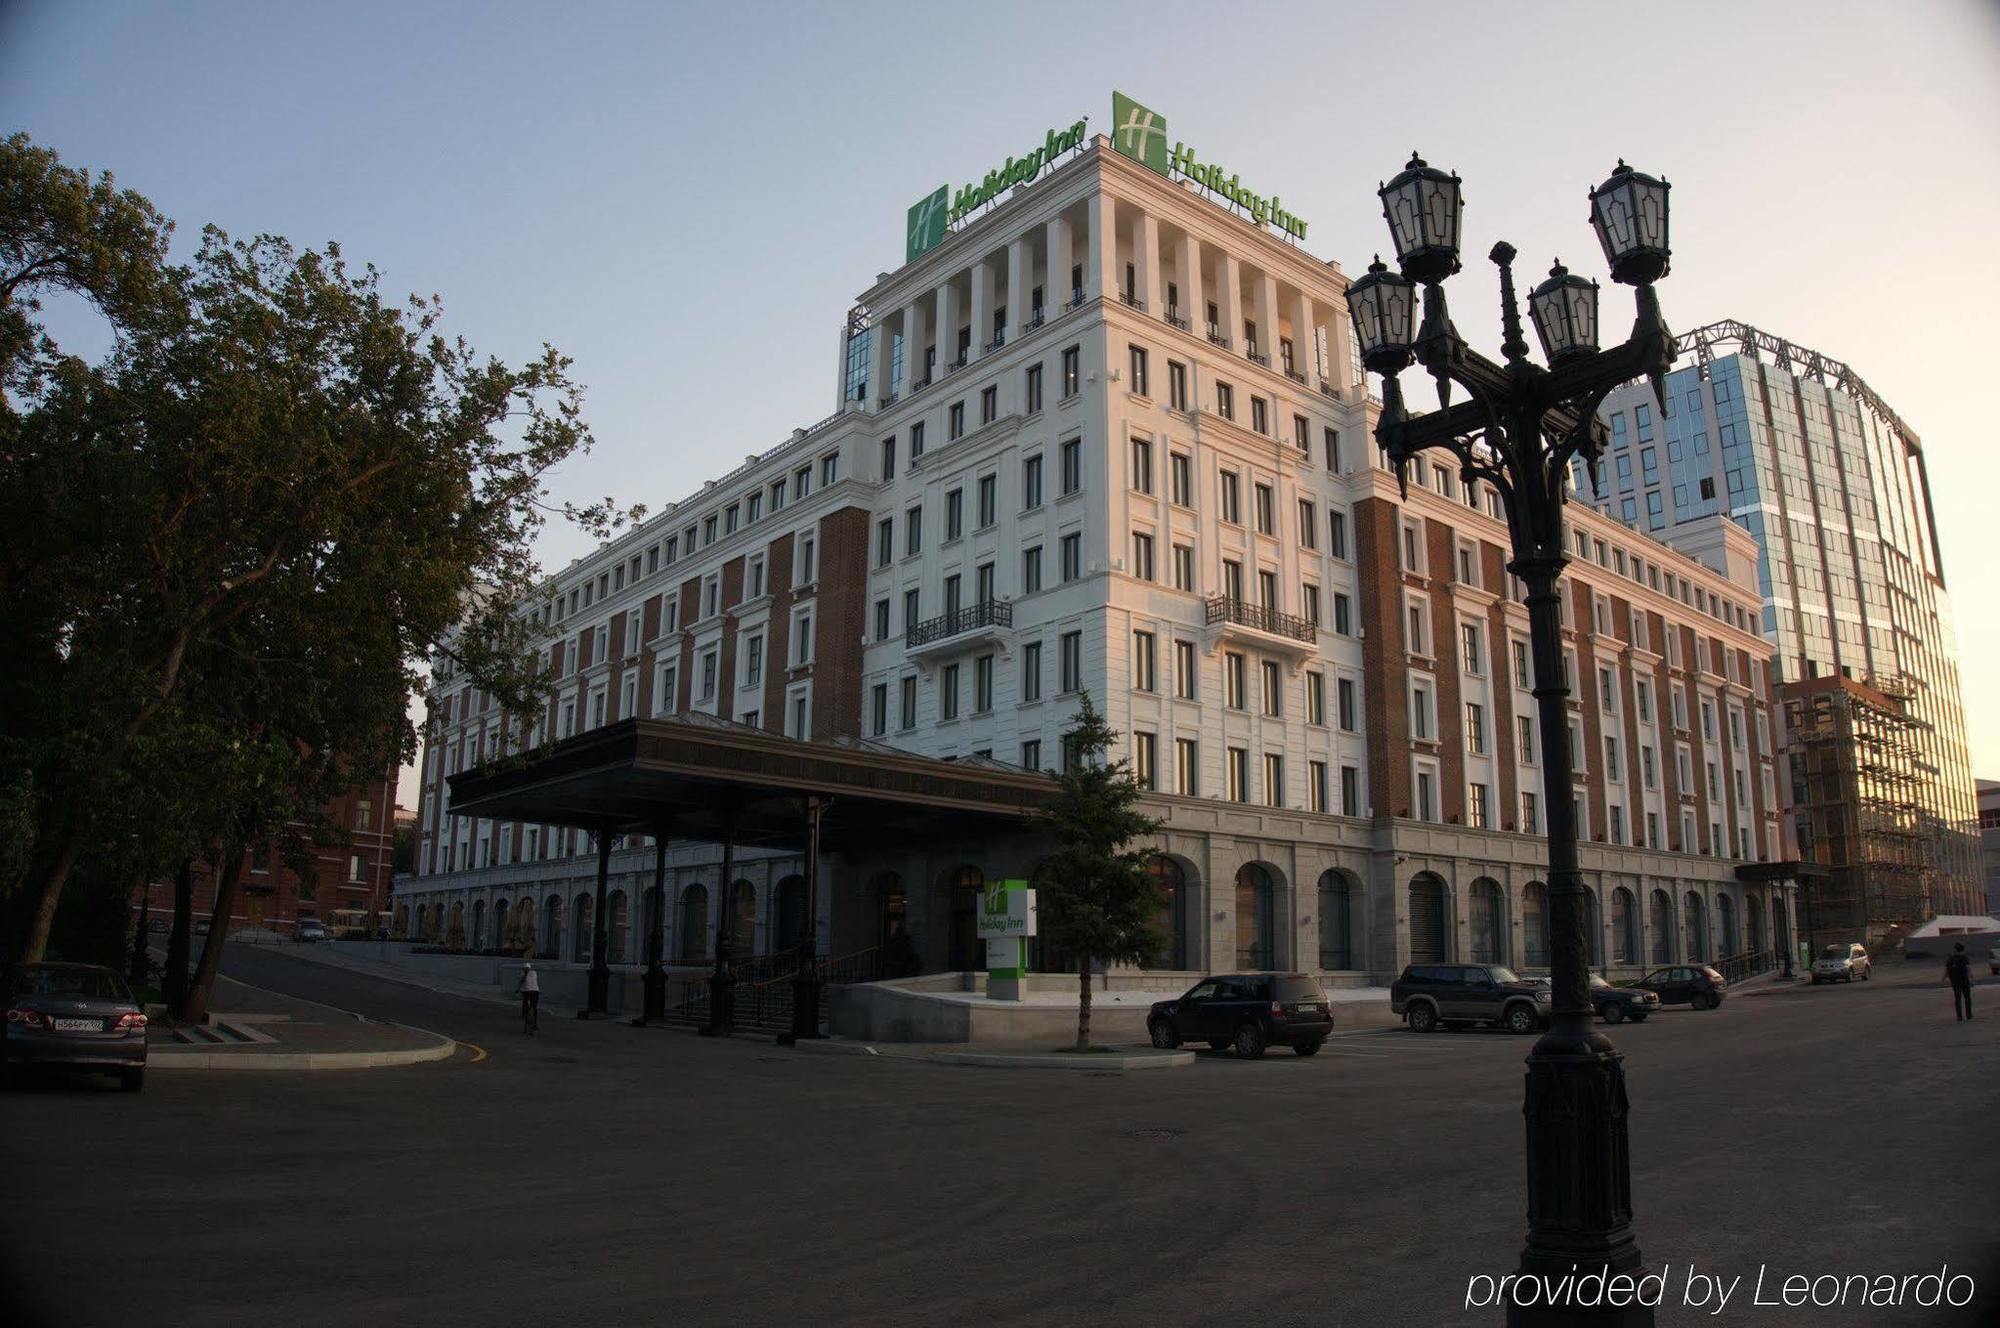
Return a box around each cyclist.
[518,961,541,1033]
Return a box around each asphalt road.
[3,950,1996,1328]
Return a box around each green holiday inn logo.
[907,184,949,263]
[984,881,1009,917]
[1112,91,1170,174]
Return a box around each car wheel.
[1148,1020,1180,1050]
[1232,1023,1267,1059]
[1861,969,1870,981]
[120,1068,144,1093]
[1294,1038,1324,1057]
[1504,1004,1539,1035]
[1407,1003,1438,1034]
[1603,1004,1626,1024]
[1629,1012,1649,1022]
[1700,992,1719,1010]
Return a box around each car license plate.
[52,1018,100,1032]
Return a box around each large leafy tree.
[1035,695,1165,1051]
[1,133,629,968]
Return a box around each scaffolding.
[1780,675,1936,946]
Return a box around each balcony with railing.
[1206,324,1232,349]
[1204,596,1318,656]
[907,599,1013,657]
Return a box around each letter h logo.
[1112,92,1169,174]
[907,184,949,263]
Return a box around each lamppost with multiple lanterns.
[1348,154,1674,1327]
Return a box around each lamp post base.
[585,963,610,1016]
[700,969,735,1038]
[642,962,666,1022]
[780,970,823,1045]
[1509,1026,1653,1327]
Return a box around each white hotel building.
[403,105,1802,991]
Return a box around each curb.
[929,1049,1194,1071]
[148,1036,458,1072]
[789,1038,881,1057]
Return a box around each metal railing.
[1020,309,1045,334]
[663,946,883,1034]
[1285,368,1307,385]
[1207,326,1232,349]
[908,599,1012,648]
[1165,311,1190,331]
[1119,291,1146,310]
[1246,347,1270,367]
[1714,949,1776,984]
[1204,596,1317,644]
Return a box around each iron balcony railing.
[1285,368,1307,385]
[908,599,1012,648]
[1204,596,1317,644]
[1165,310,1190,331]
[1207,326,1232,349]
[1246,347,1270,367]
[1317,380,1339,399]
[1020,309,1045,334]
[1119,291,1147,311]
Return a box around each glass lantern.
[1529,262,1600,363]
[1590,161,1671,286]
[1377,154,1462,285]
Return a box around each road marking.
[462,1041,488,1064]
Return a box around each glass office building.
[1596,323,1980,920]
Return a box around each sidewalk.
[146,971,457,1071]
[231,935,548,1015]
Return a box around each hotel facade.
[402,98,1803,990]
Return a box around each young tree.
[1035,696,1165,1051]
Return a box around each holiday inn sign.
[907,118,1089,262]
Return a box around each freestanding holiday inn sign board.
[977,879,1037,1001]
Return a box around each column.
[1177,232,1203,329]
[1135,210,1160,313]
[970,256,994,357]
[1220,253,1243,350]
[780,797,824,1045]
[1005,235,1028,341]
[1046,214,1072,311]
[1253,271,1278,366]
[869,311,896,407]
[640,828,669,1022]
[935,279,961,371]
[903,298,928,388]
[1086,194,1117,305]
[702,815,738,1037]
[585,827,611,1016]
[1329,282,1359,399]
[1291,288,1320,390]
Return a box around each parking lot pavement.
[3,947,1995,1328]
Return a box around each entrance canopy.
[445,714,1057,851]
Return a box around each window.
[902,588,920,634]
[980,385,997,425]
[1059,631,1083,692]
[1174,639,1196,699]
[1307,671,1326,725]
[1642,744,1657,789]
[1609,804,1625,845]
[945,487,964,540]
[1129,345,1149,397]
[873,597,891,641]
[820,453,839,487]
[1301,583,1320,626]
[1261,660,1282,716]
[1401,520,1425,573]
[1023,453,1043,509]
[1250,397,1269,435]
[1293,414,1310,452]
[1328,508,1348,559]
[1465,702,1485,753]
[1600,666,1617,712]
[1468,782,1490,829]
[1224,652,1246,709]
[910,419,925,459]
[1411,683,1433,740]
[1061,345,1080,397]
[1060,438,1082,495]
[1215,381,1233,420]
[1406,598,1429,656]
[1219,471,1241,523]
[700,649,718,702]
[1176,738,1200,796]
[1131,531,1155,581]
[1227,747,1250,802]
[793,610,813,666]
[1022,641,1042,702]
[1171,543,1194,590]
[1341,765,1361,816]
[1132,731,1157,791]
[1337,677,1357,731]
[1307,761,1330,813]
[1167,360,1188,410]
[1131,436,1153,493]
[948,401,965,440]
[745,634,764,687]
[1333,592,1352,636]
[940,663,959,721]
[1168,451,1192,506]
[1324,427,1343,473]
[977,474,997,528]
[1024,364,1043,414]
[905,504,923,555]
[1415,768,1436,821]
[1521,791,1539,834]
[1461,622,1483,674]
[1022,545,1043,594]
[1060,532,1082,582]
[974,654,994,713]
[1604,734,1621,778]
[1254,483,1274,534]
[876,518,894,568]
[1512,639,1531,687]
[1518,715,1535,764]
[1133,630,1157,692]
[1262,752,1285,807]
[871,683,888,737]
[1021,739,1042,770]
[899,676,917,730]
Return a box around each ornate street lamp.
[1354,157,1674,1328]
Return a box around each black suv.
[1391,963,1551,1034]
[1147,973,1333,1058]
[1633,965,1728,1010]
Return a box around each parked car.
[1811,942,1871,984]
[1633,964,1728,1009]
[1588,974,1661,1024]
[2,962,148,1091]
[295,919,329,944]
[1147,973,1334,1057]
[1391,963,1551,1034]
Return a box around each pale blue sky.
[7,0,1999,806]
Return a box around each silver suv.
[1811,942,1871,984]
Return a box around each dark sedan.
[3,962,148,1090]
[1148,973,1333,1058]
[1589,975,1661,1023]
[1633,964,1728,1011]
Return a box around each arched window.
[492,898,511,951]
[1717,894,1738,957]
[515,898,538,957]
[946,866,984,971]
[1684,890,1707,962]
[541,895,563,960]
[1746,893,1765,954]
[1522,882,1549,967]
[393,903,409,938]
[1408,873,1447,965]
[1318,870,1355,970]
[874,872,906,948]
[678,884,708,962]
[1649,889,1674,964]
[1611,887,1638,965]
[1149,857,1188,970]
[730,880,756,956]
[572,892,593,963]
[447,901,466,951]
[1468,878,1504,964]
[1235,864,1276,969]
[608,889,628,964]
[774,875,808,954]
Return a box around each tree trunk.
[180,851,245,1024]
[1076,960,1092,1052]
[128,880,152,985]
[11,826,85,966]
[163,860,194,1013]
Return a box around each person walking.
[518,960,542,1033]
[1945,942,1972,1022]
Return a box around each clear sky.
[6,0,1998,812]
